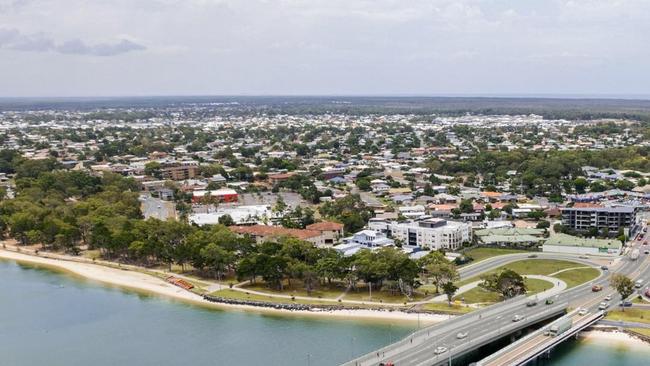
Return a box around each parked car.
[434,346,448,355]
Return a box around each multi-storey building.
[560,206,638,235]
[369,218,472,251]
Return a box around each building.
[561,206,638,235]
[162,165,199,180]
[229,225,327,247]
[474,227,546,247]
[370,218,472,251]
[543,233,622,256]
[338,230,395,256]
[189,205,272,226]
[192,188,238,203]
[306,221,344,246]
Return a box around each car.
[620,301,633,307]
[579,255,589,259]
[598,302,609,310]
[545,298,555,305]
[605,295,612,301]
[526,299,538,307]
[601,266,609,271]
[578,308,588,316]
[592,285,603,292]
[528,254,538,258]
[456,332,468,339]
[434,346,448,355]
[512,315,523,322]
[645,250,649,255]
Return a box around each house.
[306,221,344,246]
[230,225,327,247]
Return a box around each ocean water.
[1,259,649,366]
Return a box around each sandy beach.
[0,248,449,324]
[581,329,650,348]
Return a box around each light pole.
[351,336,356,359]
[307,353,311,366]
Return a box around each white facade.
[381,219,472,251]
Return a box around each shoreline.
[0,248,448,324]
[580,329,650,348]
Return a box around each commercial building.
[192,188,238,203]
[561,206,638,235]
[543,233,622,256]
[369,218,472,251]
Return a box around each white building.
[370,218,472,251]
[189,205,272,226]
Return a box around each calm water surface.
[1,259,649,366]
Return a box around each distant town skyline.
[1,0,649,97]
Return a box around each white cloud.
[0,0,649,96]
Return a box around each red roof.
[306,221,344,232]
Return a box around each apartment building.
[369,218,472,251]
[561,206,638,235]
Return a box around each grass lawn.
[461,247,528,265]
[525,278,554,294]
[456,259,585,288]
[454,277,553,304]
[343,284,427,303]
[421,302,475,314]
[455,287,502,304]
[630,328,650,337]
[209,289,341,307]
[552,267,600,288]
[605,308,650,324]
[242,280,346,299]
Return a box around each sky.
[1,0,649,97]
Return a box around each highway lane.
[345,249,648,366]
[479,245,650,366]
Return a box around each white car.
[578,308,588,316]
[604,295,612,301]
[434,346,448,355]
[512,315,523,322]
[598,302,609,310]
[456,332,468,339]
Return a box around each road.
[481,241,650,366]
[343,248,650,366]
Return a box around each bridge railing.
[341,296,556,366]
[396,302,569,366]
[476,309,604,366]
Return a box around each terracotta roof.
[306,221,344,232]
[230,225,321,240]
[481,191,502,198]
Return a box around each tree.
[573,177,589,194]
[536,220,550,229]
[480,269,527,299]
[442,281,458,305]
[218,214,235,226]
[610,274,635,311]
[356,177,371,191]
[419,251,459,294]
[144,161,162,179]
